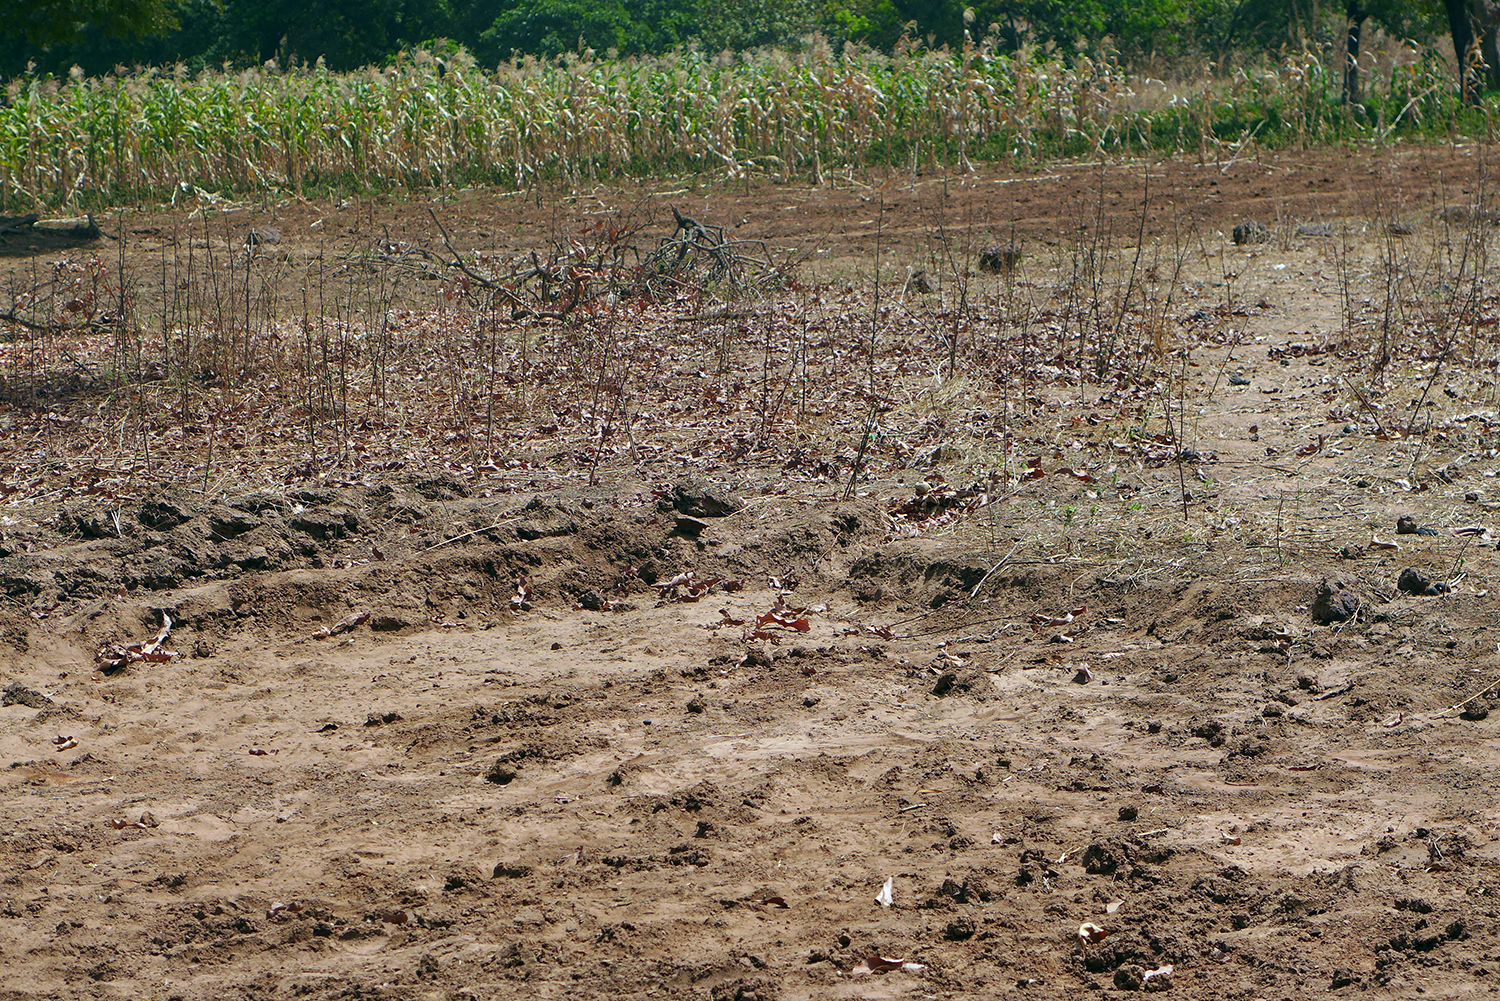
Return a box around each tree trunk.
[1343,1,1364,106]
[1448,0,1481,102]
[1481,0,1500,91]
[1449,0,1500,99]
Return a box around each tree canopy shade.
[1,0,460,73]
[6,0,177,46]
[219,0,454,69]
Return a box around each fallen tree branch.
[0,212,39,234]
[426,207,498,290]
[0,309,109,335]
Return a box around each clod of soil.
[2,681,51,707]
[672,514,710,537]
[944,916,975,940]
[709,978,777,1001]
[1397,568,1451,596]
[1310,579,1360,624]
[1232,220,1270,244]
[931,668,988,697]
[741,646,774,668]
[978,244,1021,272]
[1395,515,1437,536]
[1114,965,1146,991]
[137,494,192,530]
[1144,969,1174,992]
[662,479,742,518]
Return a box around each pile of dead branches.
[401,205,793,321]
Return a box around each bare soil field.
[7,146,1500,1000]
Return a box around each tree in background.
[1338,0,1446,105]
[10,0,177,46]
[696,0,826,51]
[475,0,692,58]
[469,0,901,57]
[1444,0,1500,100]
[976,0,1201,60]
[225,0,453,69]
[2,0,458,74]
[1343,0,1366,104]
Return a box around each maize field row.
[0,38,1474,212]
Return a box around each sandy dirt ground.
[6,147,1500,1000]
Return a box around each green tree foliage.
[977,0,1202,56]
[697,0,829,51]
[2,0,464,73]
[470,0,901,57]
[476,0,693,57]
[7,0,178,46]
[224,0,452,68]
[1193,0,1444,54]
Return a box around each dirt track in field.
[5,142,1488,267]
[7,147,1500,1000]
